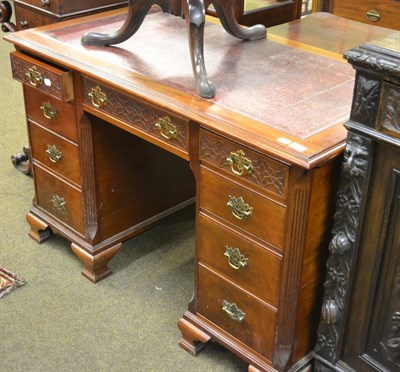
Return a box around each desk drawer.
[200,129,289,200]
[24,85,78,141]
[197,263,276,360]
[15,3,55,30]
[82,78,189,156]
[197,214,281,306]
[199,167,286,250]
[29,122,81,186]
[18,0,127,15]
[332,0,400,30]
[34,164,84,234]
[11,51,73,102]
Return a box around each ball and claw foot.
[198,78,216,99]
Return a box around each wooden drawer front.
[24,85,78,141]
[197,214,281,306]
[15,4,56,30]
[197,263,276,360]
[332,0,400,30]
[200,129,289,199]
[82,78,189,155]
[17,0,127,15]
[199,167,286,250]
[29,122,81,186]
[10,51,73,102]
[34,165,84,234]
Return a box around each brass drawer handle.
[88,86,108,108]
[222,300,246,323]
[46,145,62,163]
[224,247,249,270]
[26,66,43,87]
[226,150,253,176]
[51,194,67,215]
[40,101,57,119]
[227,195,253,220]
[40,0,50,6]
[365,10,381,22]
[155,116,178,140]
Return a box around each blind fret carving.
[200,131,288,198]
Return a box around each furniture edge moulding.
[313,39,400,371]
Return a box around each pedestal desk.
[4,8,396,371]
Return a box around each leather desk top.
[4,8,397,167]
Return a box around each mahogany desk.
[4,8,396,371]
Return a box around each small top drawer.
[10,51,73,102]
[200,129,289,200]
[82,77,189,158]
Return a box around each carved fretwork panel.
[350,73,380,128]
[82,78,188,151]
[200,130,288,198]
[314,133,373,363]
[377,83,400,139]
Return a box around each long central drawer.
[82,77,189,159]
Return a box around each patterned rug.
[0,266,26,298]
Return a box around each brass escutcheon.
[226,150,253,176]
[26,66,43,87]
[51,194,67,215]
[224,247,249,270]
[365,9,381,22]
[88,86,108,108]
[222,300,246,323]
[40,101,57,119]
[46,144,62,163]
[155,116,178,140]
[227,195,253,220]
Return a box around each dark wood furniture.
[313,35,400,372]
[206,0,302,28]
[4,8,396,371]
[316,0,400,30]
[0,0,129,32]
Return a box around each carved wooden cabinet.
[313,36,400,371]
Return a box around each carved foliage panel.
[377,83,400,139]
[314,133,373,363]
[350,72,381,128]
